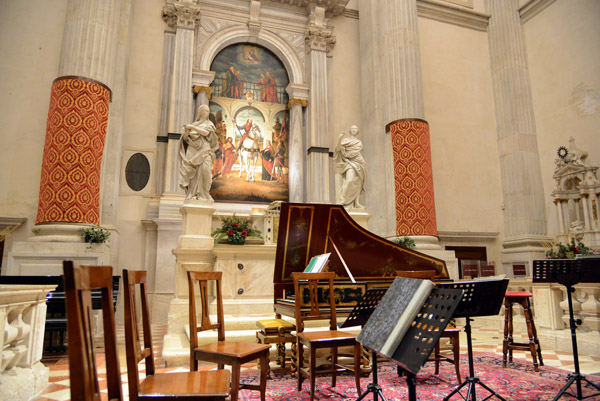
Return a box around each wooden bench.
[0,275,120,354]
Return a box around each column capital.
[162,0,202,29]
[305,6,335,52]
[193,86,212,96]
[288,98,308,108]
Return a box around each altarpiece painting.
[208,43,290,203]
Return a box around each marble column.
[486,0,550,268]
[286,83,309,202]
[161,1,201,194]
[358,0,457,277]
[305,6,335,203]
[35,0,124,234]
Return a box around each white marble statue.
[179,104,219,201]
[334,125,367,209]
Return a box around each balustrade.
[0,284,56,400]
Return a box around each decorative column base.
[500,235,552,277]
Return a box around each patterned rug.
[238,353,600,400]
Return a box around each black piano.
[273,202,449,319]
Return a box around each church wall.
[0,0,69,267]
[116,0,166,272]
[418,17,504,260]
[522,0,600,237]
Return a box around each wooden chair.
[63,260,123,401]
[292,272,362,401]
[123,269,230,401]
[395,270,461,383]
[188,271,270,401]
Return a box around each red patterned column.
[387,118,437,236]
[36,76,111,225]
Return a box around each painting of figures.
[208,43,289,203]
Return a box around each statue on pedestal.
[179,104,218,201]
[334,125,367,209]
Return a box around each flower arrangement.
[545,237,591,259]
[211,214,262,245]
[78,227,111,244]
[394,236,416,249]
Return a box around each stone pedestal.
[163,201,216,366]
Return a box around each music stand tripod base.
[533,259,600,401]
[438,279,510,401]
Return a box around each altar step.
[161,312,360,367]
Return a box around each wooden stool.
[502,291,543,372]
[256,319,297,375]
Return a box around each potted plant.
[394,236,416,249]
[545,237,592,259]
[79,227,111,245]
[211,214,262,245]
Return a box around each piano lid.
[273,203,448,284]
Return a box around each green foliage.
[211,214,262,244]
[394,236,415,249]
[78,227,111,244]
[546,237,591,259]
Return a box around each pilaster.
[162,0,202,194]
[305,6,335,203]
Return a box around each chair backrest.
[187,271,226,352]
[63,260,122,401]
[395,270,436,280]
[122,269,154,401]
[291,272,337,332]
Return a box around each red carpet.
[238,353,600,400]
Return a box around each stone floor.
[33,323,600,401]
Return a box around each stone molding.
[417,0,489,32]
[519,0,558,23]
[162,0,202,29]
[286,82,309,101]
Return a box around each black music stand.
[353,284,463,401]
[438,278,509,401]
[533,258,600,401]
[339,288,388,401]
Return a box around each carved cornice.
[261,0,349,17]
[519,0,558,23]
[162,1,202,29]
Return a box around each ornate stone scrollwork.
[162,0,202,29]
